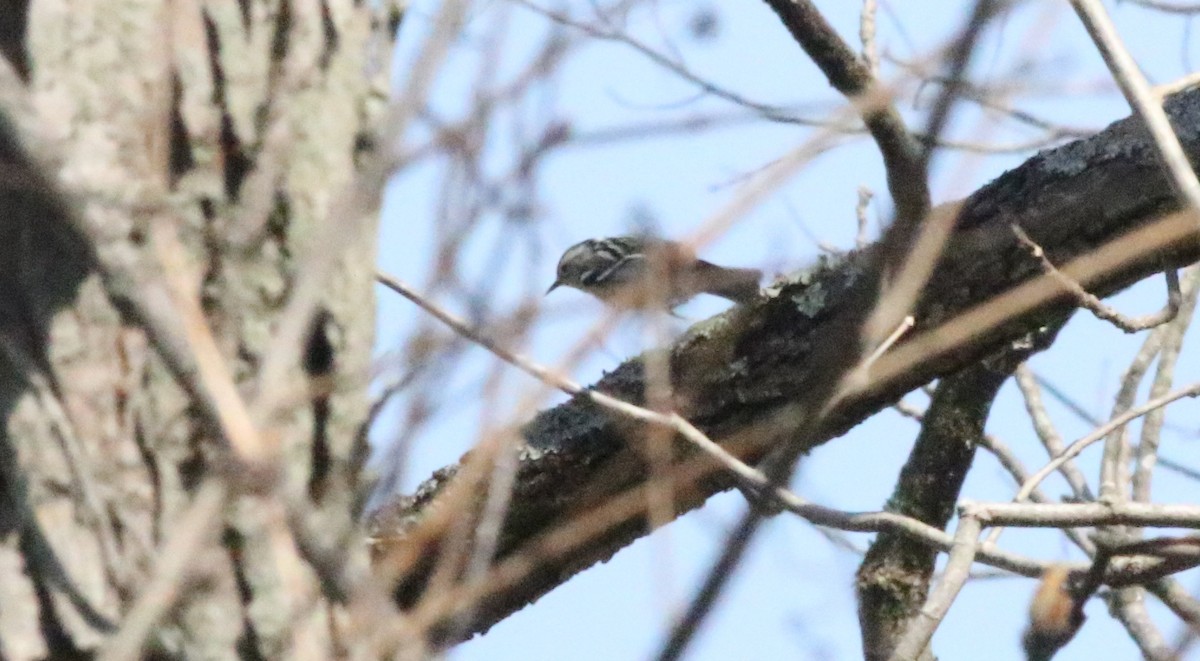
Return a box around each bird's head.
[547,238,615,294]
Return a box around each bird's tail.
[695,262,762,304]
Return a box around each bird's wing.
[586,252,646,287]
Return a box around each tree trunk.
[0,1,395,658]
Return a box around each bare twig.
[864,315,915,372]
[1125,0,1200,16]
[762,0,930,225]
[1156,71,1200,97]
[856,185,874,248]
[1134,267,1200,502]
[1031,381,1200,500]
[374,271,779,505]
[1013,224,1182,333]
[1102,321,1169,504]
[964,501,1200,529]
[97,481,227,661]
[888,516,982,661]
[860,0,880,77]
[1014,364,1095,501]
[1121,269,1200,659]
[985,381,1200,546]
[511,0,818,125]
[975,431,1096,554]
[1071,0,1200,220]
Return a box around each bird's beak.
[546,280,561,295]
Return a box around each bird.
[546,236,761,308]
[1022,566,1084,661]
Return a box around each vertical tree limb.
[856,329,1055,660]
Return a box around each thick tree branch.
[370,89,1200,642]
[856,344,1039,661]
[760,0,929,225]
[660,6,1005,652]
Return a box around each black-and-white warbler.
[546,236,762,308]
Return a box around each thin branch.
[984,441,1098,556]
[97,481,227,661]
[1102,320,1169,503]
[888,516,983,661]
[1157,71,1200,97]
[912,0,1005,166]
[1124,0,1200,16]
[1122,269,1199,659]
[860,0,880,77]
[897,402,1095,552]
[964,501,1200,529]
[1013,224,1182,333]
[761,0,930,226]
[1071,0,1200,221]
[511,0,818,125]
[991,380,1200,541]
[1014,364,1095,501]
[375,271,778,501]
[1134,267,1200,501]
[863,315,915,371]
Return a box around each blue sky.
[373,2,1200,658]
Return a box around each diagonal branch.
[1012,225,1182,333]
[370,88,1200,642]
[761,0,929,227]
[857,343,1041,661]
[663,4,1008,654]
[1071,0,1200,218]
[888,515,983,661]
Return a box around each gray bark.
[0,1,394,658]
[3,0,1200,656]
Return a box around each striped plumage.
[546,236,761,308]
